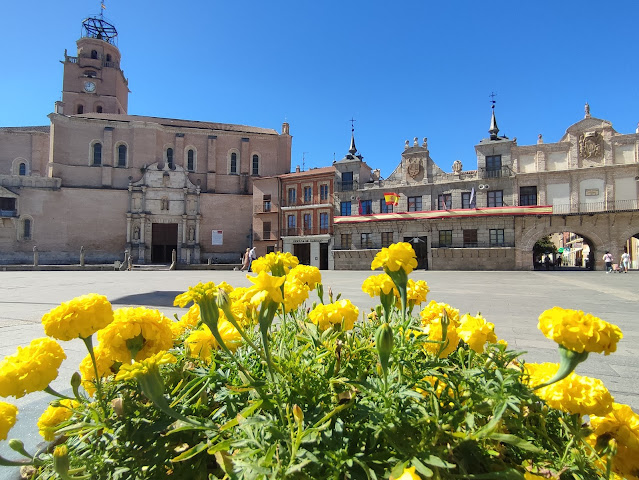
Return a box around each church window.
[77,105,84,114]
[106,53,112,62]
[23,219,32,240]
[252,154,259,175]
[92,143,102,166]
[230,152,237,174]
[91,50,98,59]
[18,163,26,176]
[166,148,174,169]
[96,106,103,113]
[187,149,195,171]
[117,144,127,167]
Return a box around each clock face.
[84,81,96,93]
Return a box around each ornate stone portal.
[579,131,603,159]
[127,162,201,264]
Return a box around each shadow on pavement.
[111,291,184,308]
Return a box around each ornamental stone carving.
[578,131,603,159]
[407,158,421,178]
[452,160,462,174]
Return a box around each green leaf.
[486,433,542,453]
[421,455,455,469]
[473,402,507,439]
[207,439,233,455]
[220,399,263,432]
[285,459,312,475]
[411,457,434,477]
[172,441,208,462]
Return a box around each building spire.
[349,117,357,154]
[489,92,499,140]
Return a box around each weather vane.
[489,92,497,109]
[350,117,356,133]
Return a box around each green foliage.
[28,300,608,480]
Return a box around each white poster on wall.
[212,230,223,245]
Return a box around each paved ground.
[0,269,637,478]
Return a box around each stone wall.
[431,247,515,270]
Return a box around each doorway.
[319,243,329,270]
[294,243,311,266]
[404,236,428,270]
[152,223,178,263]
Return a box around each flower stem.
[43,385,74,400]
[81,336,107,415]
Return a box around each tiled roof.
[73,114,280,135]
[279,166,335,178]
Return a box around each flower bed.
[0,243,635,479]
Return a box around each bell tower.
[60,13,129,116]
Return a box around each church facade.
[0,15,291,265]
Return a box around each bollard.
[80,246,85,267]
[169,249,177,270]
[33,246,38,267]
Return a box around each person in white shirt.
[621,250,630,273]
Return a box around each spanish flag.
[384,192,400,206]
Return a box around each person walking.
[621,250,630,273]
[248,246,256,271]
[603,251,613,273]
[240,248,250,271]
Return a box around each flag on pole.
[384,192,400,206]
[357,198,363,215]
[469,187,476,209]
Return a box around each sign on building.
[212,230,223,245]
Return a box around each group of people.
[241,247,256,272]
[603,250,631,273]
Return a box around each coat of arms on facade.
[579,131,603,159]
[407,158,422,178]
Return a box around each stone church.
[0,14,291,265]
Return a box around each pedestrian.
[603,251,613,273]
[621,250,630,273]
[240,248,250,271]
[248,246,256,271]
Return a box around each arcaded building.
[0,14,291,265]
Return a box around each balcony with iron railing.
[281,197,332,208]
[253,202,279,214]
[335,180,359,192]
[431,241,515,249]
[253,231,279,241]
[478,166,514,179]
[281,226,332,237]
[550,199,639,214]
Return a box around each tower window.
[117,145,127,167]
[230,152,237,174]
[91,50,98,59]
[77,105,84,114]
[252,154,259,175]
[96,106,103,113]
[106,54,112,62]
[166,148,174,169]
[18,163,26,176]
[92,143,102,166]
[187,149,195,171]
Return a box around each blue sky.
[2,1,639,177]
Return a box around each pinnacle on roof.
[349,131,357,155]
[489,106,500,140]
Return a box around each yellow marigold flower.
[79,346,118,396]
[42,293,113,341]
[185,320,242,362]
[171,304,200,337]
[406,279,429,306]
[525,363,613,417]
[416,375,452,398]
[308,299,359,331]
[391,466,420,480]
[420,301,460,326]
[588,403,639,478]
[0,402,18,441]
[0,338,66,399]
[37,399,78,441]
[245,271,285,306]
[288,264,322,289]
[362,274,397,297]
[538,307,623,355]
[174,282,220,308]
[421,319,460,358]
[115,351,176,382]
[281,280,310,311]
[251,252,299,276]
[97,307,174,363]
[458,313,498,353]
[524,473,547,480]
[371,242,418,274]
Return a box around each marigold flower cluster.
[404,279,430,306]
[287,264,322,289]
[41,293,113,341]
[245,272,285,306]
[171,304,201,338]
[186,321,242,362]
[419,301,461,358]
[37,399,78,441]
[525,363,613,417]
[309,300,359,331]
[281,280,310,312]
[416,375,452,398]
[79,347,119,396]
[393,466,420,480]
[250,251,299,276]
[588,403,639,479]
[174,281,227,308]
[371,242,418,274]
[538,307,623,355]
[458,314,498,353]
[0,402,17,441]
[362,274,397,297]
[115,351,177,382]
[0,337,66,398]
[97,307,174,362]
